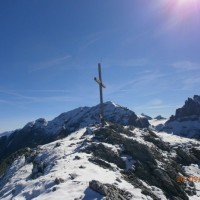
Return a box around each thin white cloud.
[172,61,200,71]
[105,71,166,95]
[0,90,79,105]
[182,77,200,90]
[0,99,13,105]
[132,100,180,118]
[78,29,118,53]
[148,99,163,107]
[30,55,71,72]
[106,58,149,68]
[78,37,100,52]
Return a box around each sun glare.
[158,0,200,32]
[176,0,200,17]
[177,0,199,6]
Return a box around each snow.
[149,119,168,127]
[0,128,152,200]
[140,180,167,200]
[163,118,200,137]
[183,164,200,199]
[155,131,198,146]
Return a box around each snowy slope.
[149,119,168,127]
[149,118,168,132]
[1,124,200,200]
[162,118,200,138]
[0,127,155,200]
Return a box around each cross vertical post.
[94,63,106,125]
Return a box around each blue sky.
[0,0,200,132]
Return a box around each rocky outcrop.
[170,95,200,120]
[141,113,152,120]
[161,95,200,139]
[89,180,133,200]
[83,143,126,169]
[85,124,197,200]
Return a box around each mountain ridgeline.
[0,101,149,162]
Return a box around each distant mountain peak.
[0,101,149,162]
[104,101,125,109]
[172,95,200,119]
[141,113,152,120]
[154,115,166,120]
[23,118,48,129]
[160,95,200,139]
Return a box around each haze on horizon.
[0,0,200,133]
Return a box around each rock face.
[172,95,200,120]
[85,125,190,200]
[89,180,133,200]
[0,101,149,162]
[161,95,200,139]
[141,113,152,120]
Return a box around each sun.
[159,0,200,30]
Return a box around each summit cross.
[94,63,106,125]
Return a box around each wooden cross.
[94,63,106,125]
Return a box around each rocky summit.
[156,95,200,139]
[172,95,200,120]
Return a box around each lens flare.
[156,0,200,33]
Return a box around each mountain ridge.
[0,101,149,162]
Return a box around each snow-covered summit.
[0,101,149,163]
[37,100,149,135]
[23,118,48,129]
